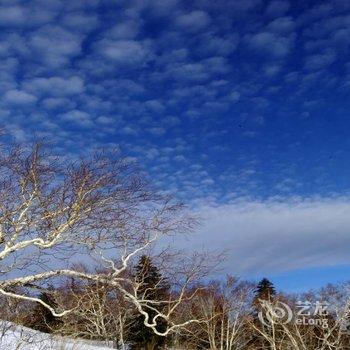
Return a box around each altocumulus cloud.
[4,89,38,105]
[0,0,350,245]
[174,197,350,276]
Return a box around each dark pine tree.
[254,278,276,302]
[252,278,276,318]
[28,289,62,333]
[129,255,169,350]
[250,278,277,349]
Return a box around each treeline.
[2,256,350,350]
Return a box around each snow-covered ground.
[0,321,114,349]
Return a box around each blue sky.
[1,0,350,291]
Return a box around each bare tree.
[249,289,350,350]
[178,277,254,350]
[0,142,204,336]
[56,277,131,349]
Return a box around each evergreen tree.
[255,278,276,301]
[28,289,62,333]
[128,255,169,350]
[252,278,276,317]
[250,279,277,349]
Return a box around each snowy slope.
[0,321,114,349]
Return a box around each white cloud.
[0,3,59,28]
[62,13,99,33]
[108,21,139,39]
[97,39,153,65]
[175,10,211,32]
[304,51,336,71]
[23,76,84,97]
[41,97,77,110]
[174,154,186,162]
[247,31,293,57]
[267,16,295,33]
[167,62,209,82]
[264,64,282,76]
[145,99,164,112]
[145,147,160,159]
[0,0,347,230]
[8,125,27,141]
[148,127,166,135]
[0,6,26,26]
[197,34,238,56]
[4,89,37,105]
[175,197,350,276]
[121,126,138,135]
[162,115,180,126]
[60,109,92,127]
[96,116,118,125]
[166,57,229,83]
[228,91,240,103]
[201,178,215,186]
[29,25,83,67]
